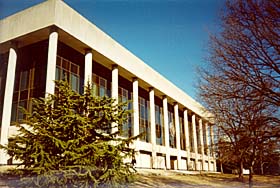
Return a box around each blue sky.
[0,0,224,100]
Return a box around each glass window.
[139,96,150,143]
[11,68,35,123]
[70,73,79,92]
[119,87,132,137]
[92,74,109,97]
[155,105,164,146]
[55,67,61,80]
[17,100,27,121]
[168,110,176,148]
[188,113,194,152]
[203,123,208,155]
[56,56,80,93]
[0,59,8,127]
[20,70,29,90]
[196,119,201,154]
[180,116,186,150]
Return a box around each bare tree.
[208,0,280,110]
[198,0,280,187]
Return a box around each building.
[0,0,216,171]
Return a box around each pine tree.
[1,80,136,188]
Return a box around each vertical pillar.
[183,109,190,170]
[199,119,205,171]
[111,65,118,134]
[210,125,217,171]
[205,122,211,171]
[132,78,140,167]
[210,125,214,157]
[0,46,17,164]
[174,103,181,169]
[45,28,58,97]
[149,88,156,168]
[192,114,198,170]
[163,96,170,169]
[84,49,92,87]
[132,78,139,137]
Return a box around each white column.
[132,78,140,168]
[174,103,181,169]
[183,109,190,170]
[111,65,118,134]
[205,122,211,171]
[132,78,139,137]
[199,119,205,171]
[163,96,170,169]
[192,114,198,170]
[210,125,215,157]
[84,49,92,87]
[45,28,58,97]
[149,88,156,168]
[210,125,217,171]
[0,47,17,164]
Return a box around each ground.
[0,167,279,187]
[129,169,280,188]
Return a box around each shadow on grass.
[0,171,21,188]
[131,175,213,188]
[130,173,280,188]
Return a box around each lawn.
[0,167,279,188]
[130,170,280,188]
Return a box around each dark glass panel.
[20,70,29,90]
[20,90,28,100]
[62,59,69,70]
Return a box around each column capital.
[132,77,138,82]
[112,64,118,70]
[49,25,58,33]
[9,40,18,49]
[149,87,154,92]
[84,48,93,54]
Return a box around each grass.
[129,171,280,188]
[0,166,279,187]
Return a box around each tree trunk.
[260,155,265,175]
[260,162,264,175]
[220,162,224,174]
[249,166,254,188]
[239,160,244,181]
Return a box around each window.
[139,97,150,143]
[168,110,176,148]
[188,113,194,152]
[92,74,110,97]
[155,105,164,146]
[11,68,35,123]
[56,56,80,92]
[180,116,186,150]
[203,123,208,155]
[0,56,8,127]
[196,119,201,154]
[119,87,132,137]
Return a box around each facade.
[0,0,216,171]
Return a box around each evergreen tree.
[1,80,136,188]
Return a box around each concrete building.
[0,0,216,171]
